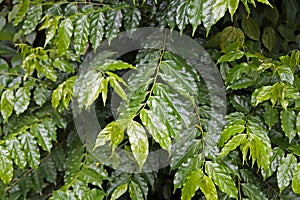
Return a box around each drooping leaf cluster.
[0,0,300,199]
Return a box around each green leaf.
[212,0,228,26]
[264,107,278,130]
[44,17,59,47]
[23,5,42,34]
[278,24,296,42]
[176,1,189,35]
[262,26,276,52]
[217,50,244,63]
[140,109,171,153]
[80,165,107,188]
[277,154,297,193]
[19,132,40,170]
[127,120,148,171]
[101,60,135,71]
[202,0,214,34]
[14,87,30,115]
[0,146,13,184]
[1,89,14,122]
[89,12,105,50]
[188,0,203,36]
[33,84,47,107]
[73,14,90,56]
[226,62,248,84]
[252,86,272,106]
[228,0,239,19]
[129,181,144,200]
[241,183,268,200]
[219,123,245,148]
[6,138,27,169]
[227,76,254,90]
[166,0,180,31]
[108,76,127,101]
[124,8,141,33]
[41,64,57,82]
[219,134,247,157]
[296,112,300,137]
[264,5,279,23]
[14,0,30,26]
[40,157,57,184]
[241,16,260,41]
[105,9,122,45]
[174,154,203,191]
[181,170,202,200]
[198,170,218,200]
[261,147,285,180]
[280,109,296,143]
[111,184,128,200]
[292,163,300,194]
[31,122,53,152]
[277,64,294,85]
[205,161,238,199]
[56,18,73,56]
[159,60,197,99]
[53,58,74,73]
[82,189,106,200]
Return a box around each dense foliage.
[0,0,300,199]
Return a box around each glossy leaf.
[129,181,144,200]
[296,112,300,136]
[0,146,13,184]
[217,50,244,63]
[31,122,53,152]
[140,109,171,153]
[101,60,135,71]
[264,107,278,130]
[14,0,30,26]
[292,163,300,194]
[23,5,42,34]
[219,134,247,157]
[280,109,296,143]
[228,0,239,19]
[226,62,248,84]
[1,89,14,122]
[108,76,127,101]
[53,58,74,73]
[6,138,27,169]
[34,84,48,107]
[188,0,203,36]
[127,120,148,171]
[105,9,122,45]
[241,183,268,200]
[277,64,294,85]
[14,87,30,115]
[166,0,180,31]
[73,14,90,56]
[56,18,73,56]
[124,8,141,33]
[20,132,40,170]
[219,123,245,148]
[277,154,297,193]
[176,1,189,35]
[198,171,218,200]
[111,184,128,200]
[205,161,238,199]
[90,12,105,50]
[181,170,201,200]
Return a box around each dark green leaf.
[14,87,30,115]
[73,14,90,56]
[101,60,135,71]
[280,109,296,143]
[262,26,276,52]
[188,0,203,36]
[1,89,14,122]
[242,16,260,41]
[278,24,296,42]
[31,122,53,152]
[89,12,105,50]
[124,8,141,33]
[0,146,13,184]
[83,189,106,200]
[205,161,238,199]
[127,120,148,171]
[264,107,278,130]
[277,154,297,193]
[166,0,180,31]
[241,183,268,200]
[56,18,73,56]
[176,1,189,35]
[227,76,254,90]
[105,9,122,45]
[40,157,57,184]
[226,62,248,84]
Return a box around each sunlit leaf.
[277,154,297,193]
[0,146,13,184]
